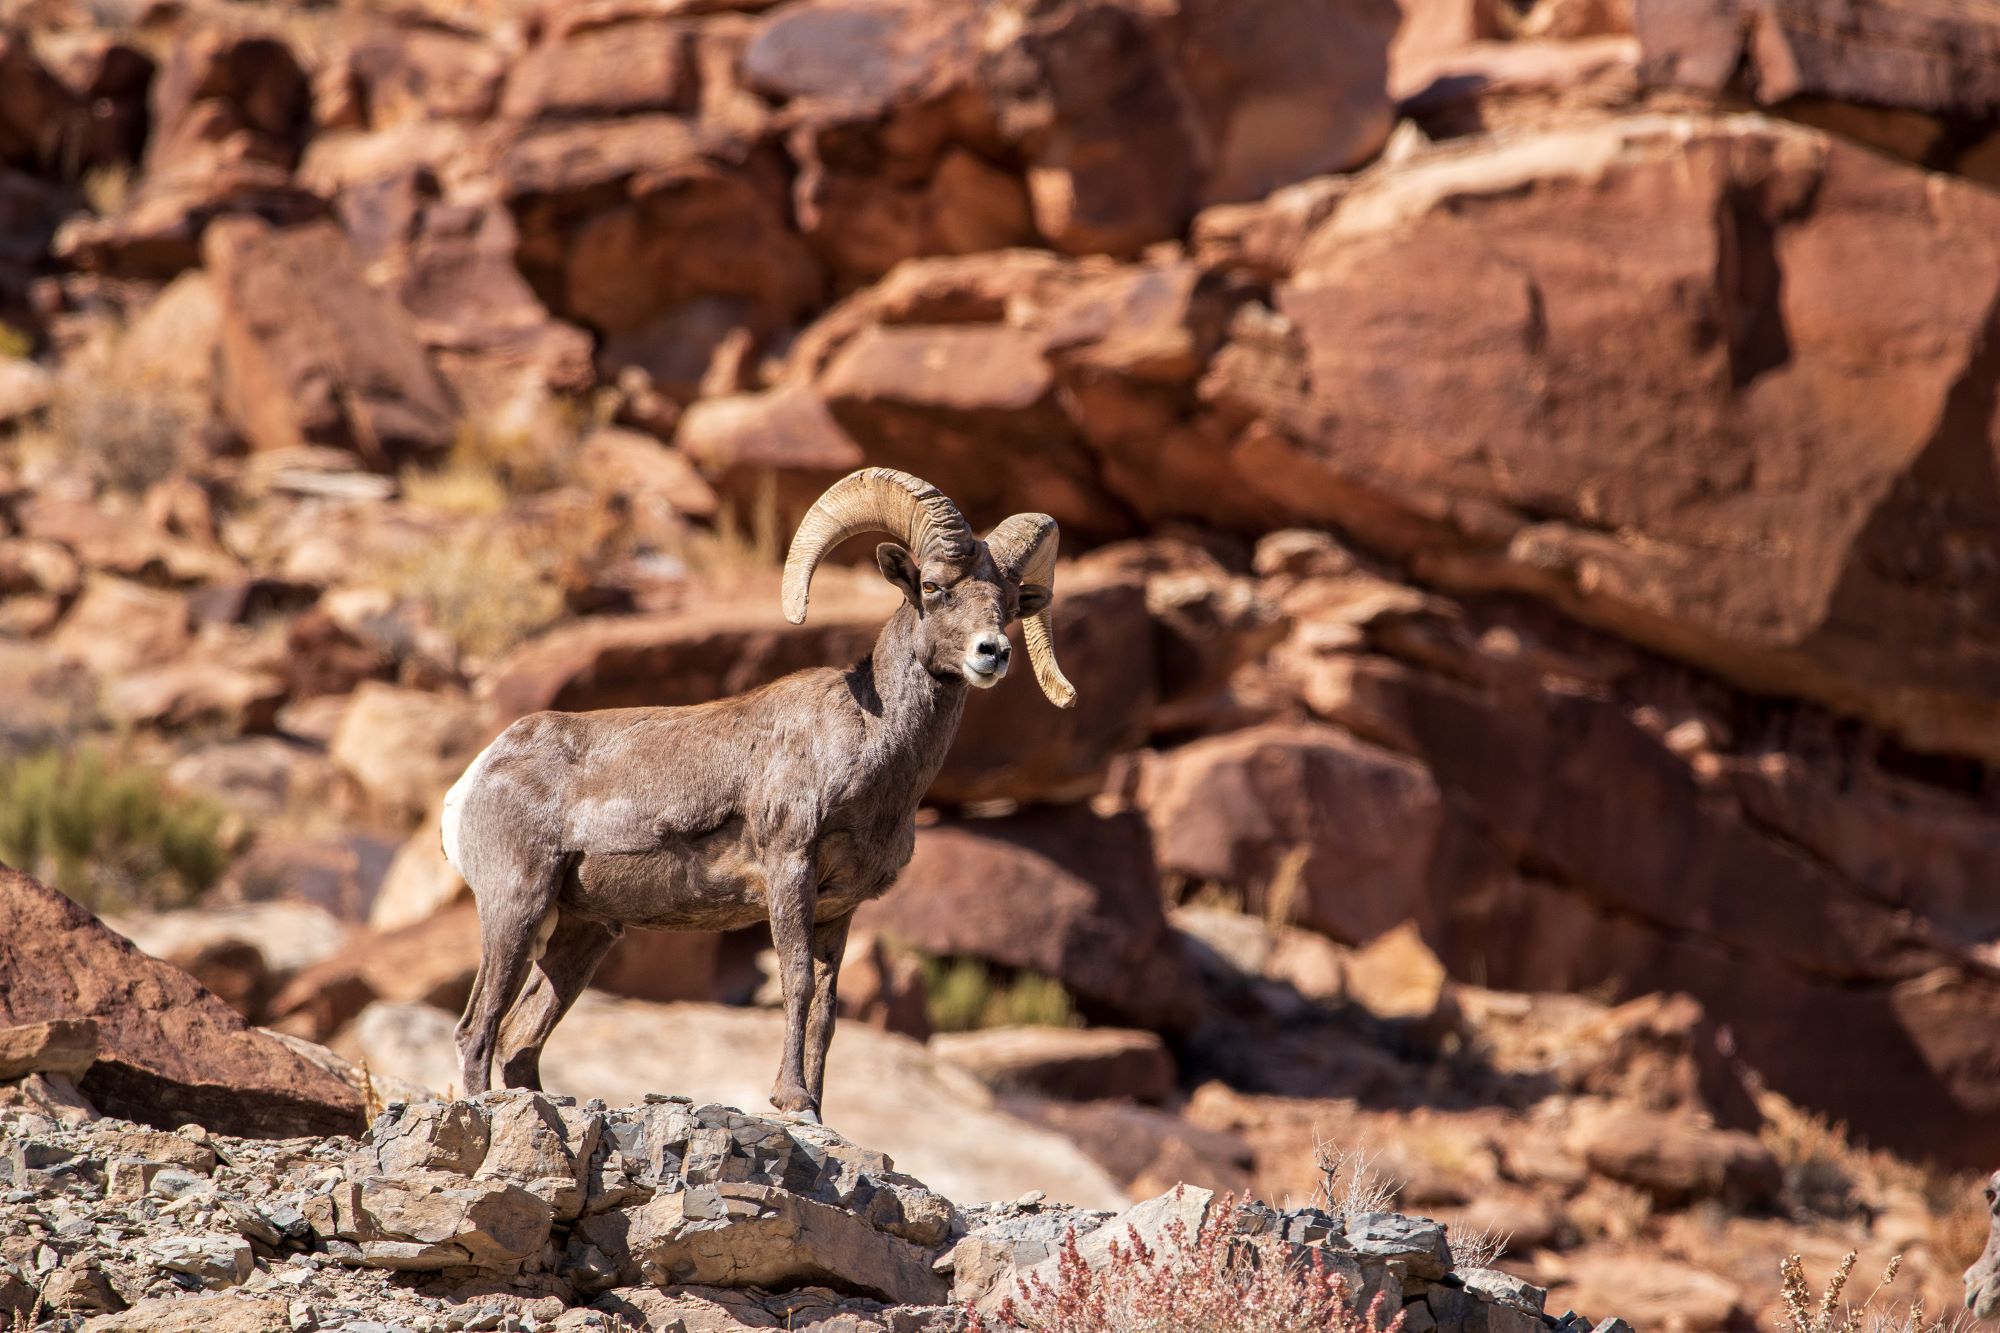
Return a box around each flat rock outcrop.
[339,992,1130,1211]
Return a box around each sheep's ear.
[1017,582,1053,617]
[876,543,922,608]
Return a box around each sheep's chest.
[812,812,918,919]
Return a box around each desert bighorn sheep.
[441,468,1074,1118]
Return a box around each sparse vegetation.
[1314,1142,1400,1222]
[684,467,785,580]
[389,412,640,664]
[1759,1087,1866,1216]
[80,162,133,217]
[399,415,582,518]
[458,414,581,495]
[399,459,512,518]
[22,1271,47,1330]
[379,527,568,666]
[969,1191,1401,1333]
[1261,843,1312,929]
[1775,1252,1962,1333]
[0,746,229,913]
[1445,1225,1510,1272]
[922,955,1078,1033]
[44,372,188,493]
[1751,1079,1969,1233]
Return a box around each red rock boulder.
[1143,722,1446,945]
[478,602,888,720]
[857,805,1197,1031]
[497,115,824,388]
[1253,114,2000,766]
[984,0,1397,254]
[206,217,457,465]
[1636,0,2000,116]
[0,866,364,1137]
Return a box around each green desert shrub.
[0,747,228,912]
[921,955,1077,1033]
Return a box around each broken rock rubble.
[0,1090,1631,1332]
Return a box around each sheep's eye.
[921,581,941,596]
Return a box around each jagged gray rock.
[0,1092,1622,1333]
[310,1171,553,1271]
[1346,1210,1452,1281]
[145,1234,253,1288]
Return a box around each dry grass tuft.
[399,413,584,518]
[1930,1174,1993,1289]
[358,1058,385,1123]
[1755,1080,1936,1220]
[1778,1252,1963,1333]
[42,371,189,493]
[1446,1225,1510,1272]
[1261,843,1312,929]
[969,1191,1401,1333]
[1314,1142,1400,1222]
[23,1271,48,1329]
[683,468,784,582]
[379,528,568,666]
[80,162,133,217]
[399,460,511,518]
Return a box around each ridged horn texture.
[985,512,1076,709]
[782,468,976,625]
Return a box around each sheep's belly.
[564,844,772,933]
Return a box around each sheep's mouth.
[960,659,1006,688]
[1972,1281,2000,1319]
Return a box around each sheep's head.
[782,468,1076,708]
[1966,1170,2000,1319]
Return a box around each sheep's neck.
[850,603,967,792]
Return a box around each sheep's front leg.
[803,914,851,1111]
[766,854,821,1119]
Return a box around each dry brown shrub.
[1778,1252,1966,1333]
[1445,1224,1510,1272]
[380,529,566,666]
[1314,1142,1400,1222]
[46,371,188,493]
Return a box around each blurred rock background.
[2,0,1999,1325]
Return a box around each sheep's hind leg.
[455,859,562,1097]
[496,912,622,1091]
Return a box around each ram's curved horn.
[782,468,976,624]
[985,513,1075,709]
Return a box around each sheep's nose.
[972,634,1010,667]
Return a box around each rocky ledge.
[0,1091,1631,1333]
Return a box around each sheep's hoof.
[793,1107,822,1126]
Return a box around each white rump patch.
[440,738,502,877]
